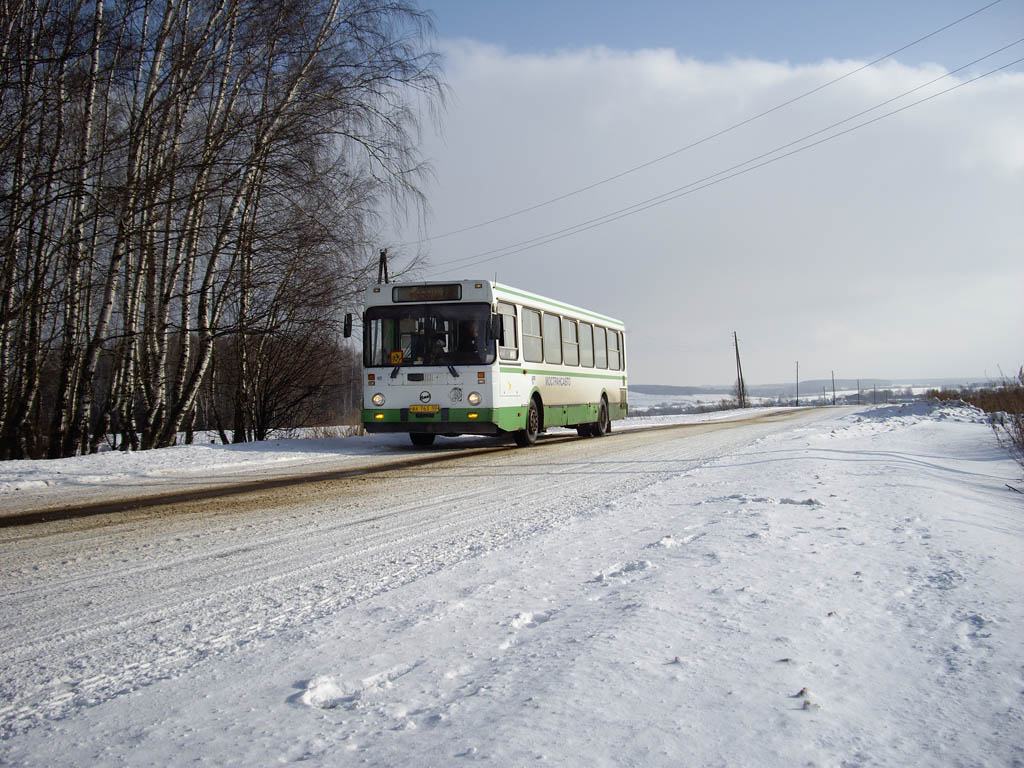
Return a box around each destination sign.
[393,284,462,302]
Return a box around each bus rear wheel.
[593,398,610,437]
[514,398,540,447]
[410,432,436,447]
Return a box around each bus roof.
[364,280,624,328]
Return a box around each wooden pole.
[734,332,747,408]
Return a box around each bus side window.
[594,326,608,369]
[498,302,518,360]
[523,308,543,363]
[579,322,594,368]
[561,317,579,366]
[608,330,621,371]
[542,313,562,364]
[367,317,387,366]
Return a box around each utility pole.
[795,361,799,407]
[831,371,836,406]
[377,248,390,284]
[733,332,747,408]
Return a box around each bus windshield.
[364,303,496,368]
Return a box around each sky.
[382,0,1024,386]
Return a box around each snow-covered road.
[1,403,1021,766]
[0,410,824,739]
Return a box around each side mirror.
[343,313,353,338]
[489,315,502,343]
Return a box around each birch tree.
[0,0,441,458]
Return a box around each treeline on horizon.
[1,0,442,460]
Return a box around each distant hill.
[631,377,998,399]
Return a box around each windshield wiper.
[447,364,459,378]
[390,364,401,379]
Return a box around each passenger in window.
[425,332,448,365]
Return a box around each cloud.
[391,41,1024,384]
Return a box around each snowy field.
[628,391,739,410]
[629,391,776,411]
[1,401,1022,766]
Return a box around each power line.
[407,0,1004,248]
[431,38,1023,269]
[429,50,1023,276]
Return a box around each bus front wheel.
[514,398,540,447]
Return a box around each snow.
[1,401,1021,767]
[0,431,404,504]
[0,407,790,515]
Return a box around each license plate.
[409,404,439,413]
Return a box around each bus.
[359,280,627,447]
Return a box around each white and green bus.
[360,280,627,447]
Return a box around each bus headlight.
[372,393,385,406]
[467,391,481,406]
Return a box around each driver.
[457,318,483,362]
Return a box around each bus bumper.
[362,408,502,435]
